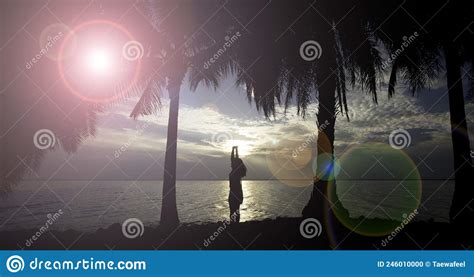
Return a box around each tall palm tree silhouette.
[131,0,232,227]
[373,0,473,226]
[281,0,384,218]
[0,92,5,193]
[304,0,474,229]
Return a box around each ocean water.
[0,180,453,232]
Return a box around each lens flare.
[40,23,74,61]
[312,153,341,181]
[328,143,422,237]
[85,48,113,75]
[58,20,141,103]
[265,141,314,187]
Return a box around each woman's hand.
[231,146,239,160]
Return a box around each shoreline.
[1,217,470,250]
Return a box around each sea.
[0,180,453,232]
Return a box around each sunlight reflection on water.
[0,180,452,232]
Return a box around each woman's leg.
[229,201,240,223]
[234,205,240,223]
[229,201,235,220]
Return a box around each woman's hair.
[232,158,247,177]
[230,147,246,177]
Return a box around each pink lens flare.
[85,47,113,75]
[58,20,142,103]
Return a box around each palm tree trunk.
[302,74,337,218]
[0,93,4,193]
[301,38,352,243]
[0,25,5,193]
[444,43,474,227]
[302,37,338,219]
[160,76,182,228]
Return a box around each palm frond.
[130,79,163,119]
[388,59,398,98]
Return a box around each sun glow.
[58,20,141,103]
[224,140,254,156]
[85,48,113,75]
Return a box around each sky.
[2,0,473,182]
[34,73,474,181]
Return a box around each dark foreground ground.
[1,218,472,250]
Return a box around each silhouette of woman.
[228,146,246,223]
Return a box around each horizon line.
[21,178,456,181]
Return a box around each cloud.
[36,74,473,180]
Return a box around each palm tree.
[373,0,473,226]
[429,1,473,226]
[0,0,4,193]
[299,0,473,230]
[303,0,473,229]
[213,0,383,225]
[0,1,99,193]
[299,0,385,218]
[222,0,316,117]
[131,0,233,227]
[0,3,6,192]
[0,82,100,193]
[0,92,6,194]
[0,77,4,193]
[217,0,384,222]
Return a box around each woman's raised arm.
[231,146,236,160]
